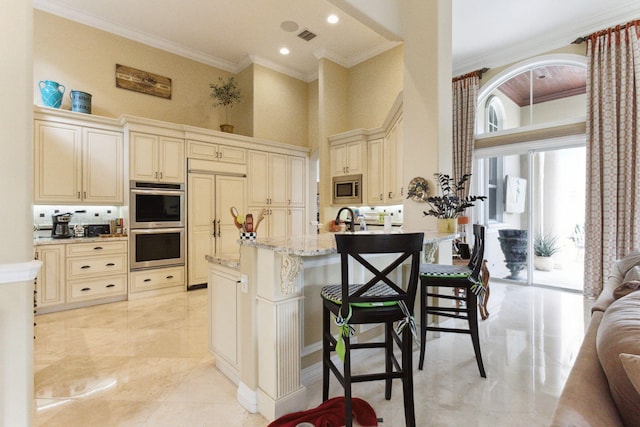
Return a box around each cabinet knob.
[93,246,103,250]
[77,191,81,199]
[160,172,163,179]
[143,278,152,282]
[106,284,115,288]
[105,263,115,267]
[81,265,91,269]
[83,191,87,198]
[166,275,174,279]
[81,287,91,292]
[155,171,158,179]
[388,191,393,198]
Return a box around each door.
[215,175,246,258]
[188,173,216,287]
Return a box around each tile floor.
[34,281,592,427]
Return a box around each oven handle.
[130,227,185,234]
[130,189,184,196]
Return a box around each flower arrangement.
[210,76,242,124]
[408,173,486,219]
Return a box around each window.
[485,96,503,133]
[487,157,504,223]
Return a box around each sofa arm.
[550,312,623,427]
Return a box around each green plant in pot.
[534,233,559,271]
[210,76,242,133]
[408,173,486,233]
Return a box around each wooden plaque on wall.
[115,64,172,99]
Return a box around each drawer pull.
[94,246,103,250]
[106,284,115,288]
[166,275,174,279]
[144,278,152,282]
[81,265,91,269]
[105,263,115,267]
[81,287,91,292]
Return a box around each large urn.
[498,229,528,279]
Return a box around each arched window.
[485,96,503,133]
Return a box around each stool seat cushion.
[321,283,400,307]
[420,263,472,278]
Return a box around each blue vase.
[39,80,65,108]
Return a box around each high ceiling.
[33,0,640,81]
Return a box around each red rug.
[267,396,378,427]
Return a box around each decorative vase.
[498,229,528,279]
[39,80,65,108]
[70,90,92,114]
[437,218,456,233]
[220,124,234,133]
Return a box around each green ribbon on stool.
[334,305,354,362]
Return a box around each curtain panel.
[584,21,640,298]
[452,72,479,199]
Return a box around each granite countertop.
[205,254,240,270]
[34,235,129,246]
[240,231,457,257]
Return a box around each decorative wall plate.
[408,177,429,202]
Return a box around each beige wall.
[252,64,309,146]
[348,44,404,130]
[521,93,587,126]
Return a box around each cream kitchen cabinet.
[330,140,365,176]
[188,169,246,288]
[130,132,185,183]
[248,151,306,237]
[186,140,246,165]
[34,244,65,308]
[208,264,241,380]
[65,241,128,303]
[34,120,124,204]
[367,117,404,205]
[130,265,184,294]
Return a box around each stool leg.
[385,323,393,400]
[322,305,330,401]
[344,334,353,427]
[418,279,427,370]
[467,291,486,378]
[402,326,416,427]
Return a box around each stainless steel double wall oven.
[129,181,185,270]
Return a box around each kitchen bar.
[207,231,456,421]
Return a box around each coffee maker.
[52,213,73,238]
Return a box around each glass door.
[475,144,585,291]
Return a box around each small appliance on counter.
[51,213,73,238]
[86,224,111,237]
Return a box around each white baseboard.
[237,381,259,413]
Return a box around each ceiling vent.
[297,29,317,41]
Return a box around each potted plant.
[209,76,242,133]
[408,173,486,233]
[534,233,559,271]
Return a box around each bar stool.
[418,224,487,378]
[321,232,424,427]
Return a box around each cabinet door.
[35,245,65,307]
[346,141,364,175]
[394,120,404,201]
[367,139,384,204]
[130,132,159,182]
[188,173,216,287]
[159,137,185,183]
[268,208,288,238]
[268,153,288,206]
[34,121,82,203]
[330,144,347,176]
[218,145,246,164]
[248,151,269,205]
[208,266,239,367]
[383,128,398,203]
[215,175,245,258]
[288,156,305,207]
[287,208,305,237]
[83,128,123,204]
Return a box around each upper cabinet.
[330,140,365,176]
[187,140,246,165]
[34,119,124,204]
[130,132,185,183]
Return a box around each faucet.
[335,207,356,232]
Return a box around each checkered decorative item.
[240,232,256,240]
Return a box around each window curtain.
[584,21,640,298]
[452,71,479,198]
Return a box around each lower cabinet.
[130,265,184,294]
[208,264,241,381]
[34,239,128,312]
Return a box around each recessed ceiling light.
[280,47,290,55]
[327,14,339,24]
[280,21,299,32]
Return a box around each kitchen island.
[207,231,456,421]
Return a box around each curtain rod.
[453,67,490,82]
[572,19,640,44]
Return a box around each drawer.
[67,274,127,302]
[67,254,128,279]
[130,266,184,293]
[66,240,127,257]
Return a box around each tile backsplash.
[34,205,125,237]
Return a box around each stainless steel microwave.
[332,174,362,205]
